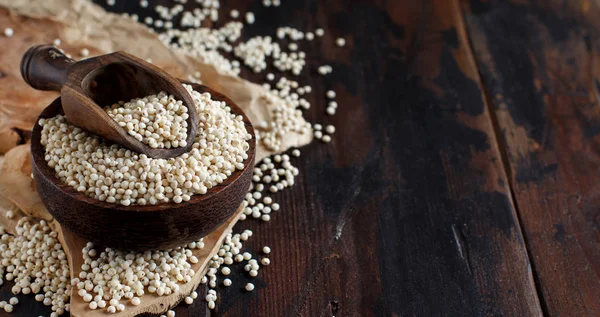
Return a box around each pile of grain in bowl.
[39,84,252,206]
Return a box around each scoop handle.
[20,45,75,91]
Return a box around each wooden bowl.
[30,83,255,250]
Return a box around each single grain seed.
[245,12,255,24]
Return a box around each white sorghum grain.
[261,258,270,266]
[245,283,254,291]
[262,246,271,254]
[245,12,255,24]
[104,91,189,149]
[184,296,193,304]
[326,90,336,99]
[230,10,240,18]
[74,237,204,313]
[326,125,336,134]
[315,28,324,37]
[160,22,243,76]
[3,28,13,37]
[40,84,251,206]
[322,135,332,143]
[0,219,71,316]
[318,65,333,75]
[336,37,346,47]
[80,48,89,57]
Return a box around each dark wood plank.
[200,0,541,316]
[1,0,544,316]
[463,0,600,315]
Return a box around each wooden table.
[4,0,600,316]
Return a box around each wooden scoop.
[20,45,198,159]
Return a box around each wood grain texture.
[463,0,600,315]
[30,82,255,250]
[151,0,536,316]
[21,45,199,159]
[8,0,591,316]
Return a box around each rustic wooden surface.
[3,0,600,316]
[463,0,600,315]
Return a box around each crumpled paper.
[0,0,312,316]
[0,144,51,220]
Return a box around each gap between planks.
[453,0,547,315]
